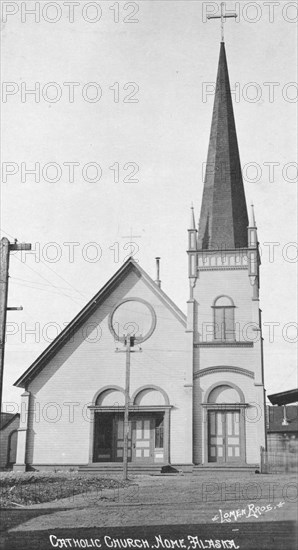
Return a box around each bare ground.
[2,471,297,531]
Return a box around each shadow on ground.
[0,507,70,533]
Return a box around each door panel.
[114,416,132,462]
[226,411,241,462]
[132,417,154,462]
[208,411,225,462]
[208,410,242,463]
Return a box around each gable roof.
[14,258,186,388]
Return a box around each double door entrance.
[115,416,154,462]
[208,410,243,463]
[93,412,165,463]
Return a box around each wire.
[1,227,89,302]
[10,280,84,303]
[11,255,84,307]
[1,226,188,321]
[10,276,74,291]
[37,256,89,301]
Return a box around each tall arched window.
[212,296,235,341]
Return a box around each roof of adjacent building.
[268,389,298,406]
[267,405,298,433]
[197,42,249,250]
[14,258,187,388]
[0,413,20,431]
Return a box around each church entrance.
[208,410,243,463]
[93,411,165,464]
[205,384,246,464]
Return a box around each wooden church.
[13,42,266,472]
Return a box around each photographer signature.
[212,501,285,523]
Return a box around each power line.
[10,276,75,291]
[10,280,84,302]
[11,255,84,307]
[37,256,89,301]
[1,227,89,302]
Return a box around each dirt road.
[1,472,297,550]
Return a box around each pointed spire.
[249,203,257,228]
[248,202,258,249]
[198,43,249,250]
[190,204,196,230]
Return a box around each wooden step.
[78,463,194,475]
[78,463,165,475]
[79,463,259,475]
[193,464,259,473]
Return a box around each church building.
[13,41,266,472]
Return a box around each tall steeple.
[197,42,249,250]
[189,18,266,469]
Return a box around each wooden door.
[208,410,241,463]
[225,411,241,461]
[114,416,132,462]
[93,413,114,462]
[208,411,225,462]
[132,417,154,462]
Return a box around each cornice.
[194,365,255,379]
[194,341,253,348]
[197,266,248,272]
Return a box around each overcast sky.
[1,0,297,406]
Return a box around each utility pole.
[116,335,142,480]
[0,237,31,414]
[123,336,131,481]
[109,298,155,480]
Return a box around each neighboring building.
[0,413,20,470]
[13,41,266,471]
[267,390,298,453]
[267,405,298,453]
[268,389,298,406]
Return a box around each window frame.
[154,415,164,449]
[212,296,236,341]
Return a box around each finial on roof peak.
[190,204,196,230]
[250,203,257,227]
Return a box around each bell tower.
[188,41,266,466]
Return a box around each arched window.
[207,384,243,404]
[212,296,235,341]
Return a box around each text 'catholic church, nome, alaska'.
[13,40,267,472]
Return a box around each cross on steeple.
[207,2,237,42]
